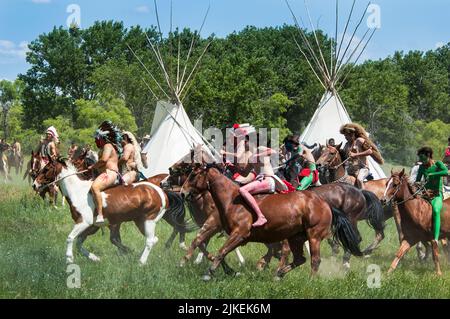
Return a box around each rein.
[387,177,427,206]
[39,169,88,191]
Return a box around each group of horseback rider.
[30,120,448,239]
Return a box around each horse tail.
[362,190,385,235]
[331,207,363,257]
[164,191,198,233]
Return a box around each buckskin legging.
[430,193,443,240]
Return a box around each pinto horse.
[384,170,450,275]
[71,151,195,251]
[33,158,177,265]
[181,164,362,280]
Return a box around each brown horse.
[28,151,60,207]
[384,170,450,275]
[181,164,362,280]
[163,163,247,271]
[33,158,180,265]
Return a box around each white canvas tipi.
[130,3,218,177]
[287,0,386,179]
[142,101,213,177]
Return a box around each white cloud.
[136,5,150,13]
[0,40,30,60]
[31,0,51,3]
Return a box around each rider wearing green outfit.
[283,135,318,191]
[415,147,449,242]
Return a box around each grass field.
[1,172,450,299]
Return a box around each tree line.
[0,21,449,165]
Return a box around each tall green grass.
[0,173,449,299]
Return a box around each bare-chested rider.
[89,121,123,226]
[340,123,384,189]
[119,131,145,185]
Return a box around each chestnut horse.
[28,151,61,207]
[33,158,176,265]
[181,164,362,280]
[163,163,246,270]
[384,170,450,275]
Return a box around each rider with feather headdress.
[89,121,123,226]
[340,123,384,189]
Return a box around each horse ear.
[400,168,405,177]
[336,142,343,150]
[391,168,394,176]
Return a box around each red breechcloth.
[298,168,319,184]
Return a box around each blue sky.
[0,0,449,80]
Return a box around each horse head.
[33,157,68,192]
[383,169,407,204]
[316,144,342,169]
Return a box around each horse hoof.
[89,254,100,262]
[66,257,74,264]
[235,272,241,277]
[179,243,188,251]
[343,262,350,270]
[364,254,371,259]
[194,259,202,265]
[179,260,186,268]
[202,275,212,282]
[274,276,282,282]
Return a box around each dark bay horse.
[33,158,184,264]
[181,165,362,280]
[316,144,390,254]
[147,174,196,251]
[384,170,450,275]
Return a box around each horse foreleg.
[66,222,91,264]
[181,223,219,267]
[275,240,291,274]
[257,244,276,271]
[388,240,411,274]
[203,232,245,281]
[139,219,159,265]
[77,226,101,261]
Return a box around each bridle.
[318,147,350,183]
[384,175,426,206]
